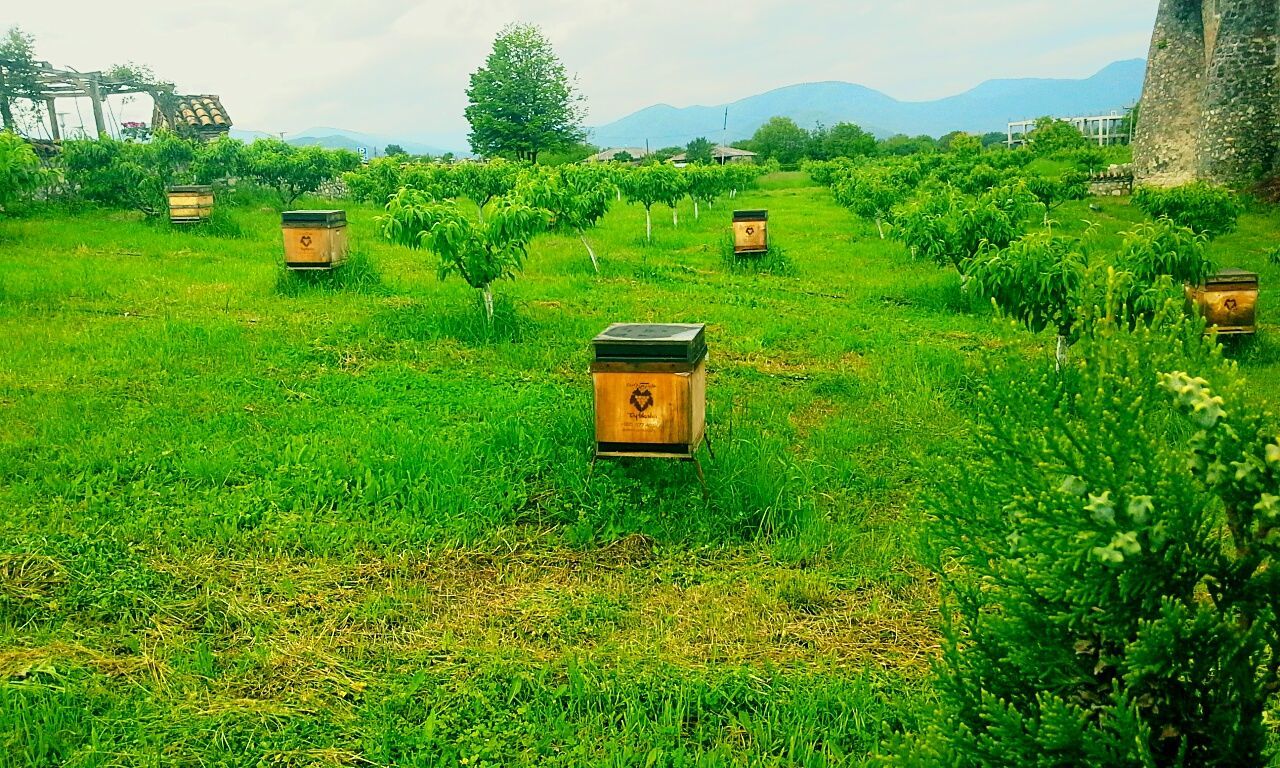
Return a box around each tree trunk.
[1055,334,1068,370]
[645,207,652,243]
[476,201,485,224]
[581,233,599,274]
[876,219,885,239]
[0,98,14,132]
[482,287,495,324]
[694,200,700,220]
[672,206,679,228]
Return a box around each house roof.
[668,145,757,162]
[169,95,231,129]
[586,147,650,162]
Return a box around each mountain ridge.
[588,59,1145,149]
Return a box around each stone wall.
[1134,0,1280,187]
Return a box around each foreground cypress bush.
[896,313,1280,766]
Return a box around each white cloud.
[10,0,1159,148]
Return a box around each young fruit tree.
[1025,170,1089,227]
[240,139,361,207]
[380,189,547,323]
[1132,181,1243,239]
[893,184,1032,274]
[618,164,686,243]
[0,130,43,214]
[464,24,586,163]
[832,166,905,238]
[519,165,614,273]
[60,133,196,217]
[684,165,728,221]
[1114,219,1214,316]
[967,232,1086,364]
[449,161,518,222]
[895,314,1280,767]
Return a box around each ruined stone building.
[1134,0,1279,186]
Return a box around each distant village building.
[1006,113,1130,148]
[585,147,651,163]
[668,145,757,167]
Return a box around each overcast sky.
[11,0,1160,148]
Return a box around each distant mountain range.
[228,59,1146,155]
[588,59,1146,149]
[229,127,452,157]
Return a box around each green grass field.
[4,172,1280,766]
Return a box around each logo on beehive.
[629,387,654,414]
[1224,298,1239,311]
[300,234,313,247]
[745,226,755,235]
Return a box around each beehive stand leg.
[703,432,716,461]
[692,456,708,497]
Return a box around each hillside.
[589,59,1145,148]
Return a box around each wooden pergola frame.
[0,57,173,139]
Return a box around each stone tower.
[1133,0,1280,187]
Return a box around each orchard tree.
[344,156,405,206]
[1132,182,1243,239]
[189,135,243,185]
[381,189,547,322]
[893,184,1033,273]
[465,24,586,162]
[450,160,518,221]
[240,139,361,207]
[0,130,43,212]
[1027,116,1088,155]
[619,164,686,243]
[520,164,614,272]
[1025,170,1089,227]
[61,133,196,217]
[685,164,727,220]
[833,166,906,239]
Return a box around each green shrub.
[0,131,44,213]
[1133,182,1243,239]
[968,232,1086,351]
[60,133,195,217]
[892,183,1033,273]
[895,314,1280,766]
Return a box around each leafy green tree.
[190,135,243,185]
[519,164,614,272]
[465,24,586,163]
[450,161,518,222]
[240,139,361,207]
[878,134,939,157]
[832,166,908,239]
[685,137,715,165]
[684,164,728,220]
[381,190,547,322]
[823,122,877,160]
[0,27,41,133]
[893,184,1033,272]
[1028,116,1089,155]
[749,117,809,167]
[343,156,405,206]
[1133,182,1243,239]
[1115,220,1214,316]
[618,164,686,242]
[981,131,1009,149]
[0,130,43,212]
[968,233,1087,361]
[1025,170,1089,227]
[896,313,1280,767]
[61,133,195,217]
[384,144,407,157]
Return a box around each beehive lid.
[168,185,213,193]
[282,210,346,226]
[733,210,768,222]
[592,323,707,363]
[1206,268,1258,287]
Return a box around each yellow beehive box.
[167,185,214,224]
[282,210,348,270]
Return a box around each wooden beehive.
[733,210,768,255]
[1186,268,1258,335]
[167,185,214,224]
[282,210,348,270]
[591,324,707,459]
